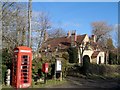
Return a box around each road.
[48,76,120,88]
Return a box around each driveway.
[48,76,120,88]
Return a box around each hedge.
[67,63,120,77]
[84,64,120,76]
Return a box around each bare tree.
[28,0,32,47]
[31,12,51,52]
[1,2,28,69]
[2,2,28,51]
[113,24,118,48]
[91,21,114,49]
[91,21,113,64]
[48,28,66,38]
[91,21,113,42]
[113,24,120,64]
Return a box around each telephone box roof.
[14,46,32,51]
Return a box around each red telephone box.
[12,46,32,88]
[42,63,49,73]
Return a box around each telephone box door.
[20,55,30,88]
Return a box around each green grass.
[104,73,120,78]
[2,84,13,89]
[2,79,67,88]
[31,79,67,88]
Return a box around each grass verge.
[31,78,67,88]
[2,78,67,88]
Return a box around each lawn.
[31,78,67,88]
[2,78,67,89]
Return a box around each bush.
[66,63,83,76]
[2,65,7,84]
[2,48,12,69]
[62,55,69,78]
[32,57,44,82]
[32,54,58,81]
[62,53,69,60]
[109,52,117,64]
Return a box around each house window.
[99,56,101,64]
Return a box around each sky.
[4,0,119,2]
[32,2,118,36]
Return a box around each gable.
[83,34,89,43]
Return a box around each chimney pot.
[71,30,77,46]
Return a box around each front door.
[99,56,101,64]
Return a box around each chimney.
[91,35,96,42]
[67,31,71,38]
[71,30,77,46]
[44,31,48,42]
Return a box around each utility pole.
[28,0,32,47]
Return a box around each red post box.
[42,63,49,73]
[12,46,32,88]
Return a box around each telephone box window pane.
[24,80,28,83]
[22,66,29,69]
[21,70,29,72]
[21,55,29,65]
[22,55,28,59]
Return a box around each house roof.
[89,41,104,51]
[41,34,86,51]
[91,51,100,59]
[90,42,99,50]
[41,33,104,53]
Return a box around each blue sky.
[32,2,118,36]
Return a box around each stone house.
[40,31,105,64]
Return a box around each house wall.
[78,48,81,63]
[97,52,105,64]
[79,35,92,63]
[92,58,97,63]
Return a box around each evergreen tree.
[67,47,78,63]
